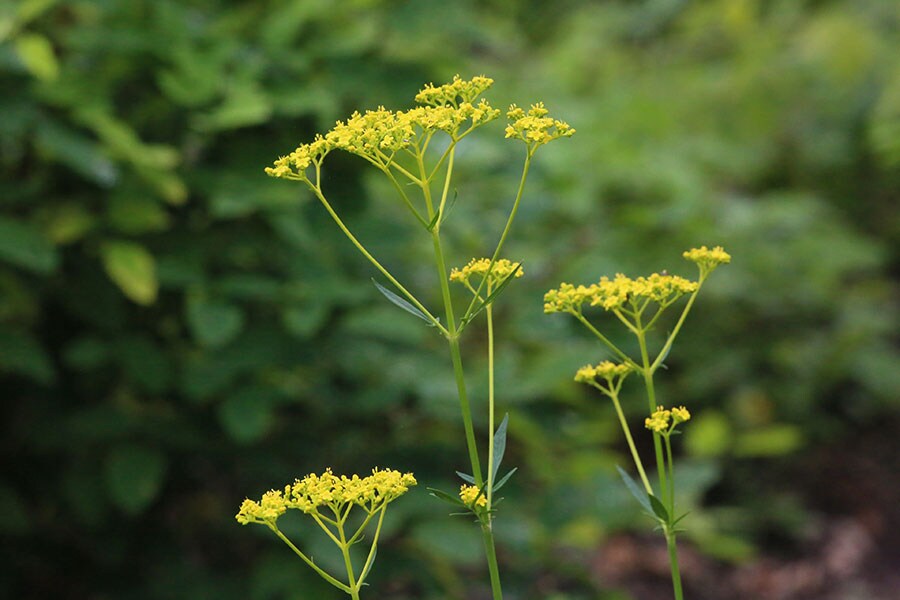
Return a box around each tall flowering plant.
[544,246,731,599]
[241,76,573,598]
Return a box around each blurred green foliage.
[1,0,897,598]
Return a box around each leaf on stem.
[372,279,436,326]
[648,493,670,523]
[492,467,517,492]
[358,545,377,585]
[616,465,653,515]
[427,487,467,508]
[491,413,509,481]
[460,266,522,327]
[455,471,476,485]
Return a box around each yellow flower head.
[589,273,698,311]
[450,258,523,289]
[543,282,599,314]
[645,406,672,433]
[683,246,731,277]
[264,135,331,181]
[415,75,495,107]
[505,102,575,150]
[574,361,633,385]
[459,484,487,508]
[671,406,691,424]
[236,468,417,525]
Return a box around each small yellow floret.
[544,283,598,313]
[505,102,575,150]
[459,484,487,508]
[671,406,691,424]
[645,406,672,433]
[450,258,523,287]
[574,361,633,385]
[683,246,731,275]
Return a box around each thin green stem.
[573,312,638,368]
[310,186,447,336]
[650,286,703,373]
[463,154,532,320]
[606,389,652,495]
[481,523,503,600]
[356,505,388,591]
[486,283,496,508]
[269,525,352,594]
[637,328,668,503]
[664,434,675,512]
[337,519,360,600]
[666,531,685,600]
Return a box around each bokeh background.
[2,1,898,599]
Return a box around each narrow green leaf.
[425,210,440,232]
[372,279,434,326]
[616,465,652,514]
[648,493,670,523]
[491,413,509,480]
[427,488,466,508]
[358,545,377,584]
[460,266,521,327]
[100,241,158,305]
[439,188,459,225]
[455,471,476,485]
[492,467,517,493]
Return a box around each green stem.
[664,434,675,512]
[666,531,685,600]
[463,154,532,320]
[269,525,352,594]
[637,328,668,503]
[337,518,360,600]
[481,523,503,600]
[607,390,652,495]
[310,186,447,336]
[356,505,387,591]
[486,284,496,507]
[651,285,703,373]
[573,312,638,368]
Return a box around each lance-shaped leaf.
[459,265,521,329]
[428,487,467,508]
[491,413,509,481]
[616,465,653,515]
[648,493,670,523]
[455,471,476,485]
[372,279,436,326]
[492,467,517,493]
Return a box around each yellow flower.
[589,273,698,311]
[415,74,495,107]
[505,102,575,150]
[645,406,672,433]
[574,361,633,385]
[459,484,487,508]
[543,282,599,313]
[671,406,691,424]
[450,258,523,287]
[683,246,731,276]
[236,468,417,525]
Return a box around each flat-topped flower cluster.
[236,468,417,525]
[265,75,573,184]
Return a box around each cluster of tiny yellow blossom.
[574,361,634,385]
[450,258,523,287]
[236,468,417,526]
[542,283,598,314]
[544,273,697,313]
[415,74,495,107]
[265,76,505,182]
[683,245,731,276]
[505,103,575,149]
[644,406,691,433]
[459,484,487,508]
[589,273,698,311]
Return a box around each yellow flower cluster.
[415,74,495,107]
[574,361,634,385]
[459,484,487,508]
[505,102,575,149]
[542,283,598,314]
[590,273,698,311]
[450,258,523,286]
[236,468,417,525]
[644,405,691,433]
[265,76,501,181]
[683,245,731,275]
[544,273,697,313]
